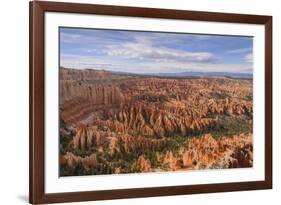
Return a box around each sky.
[60,27,253,74]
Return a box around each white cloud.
[226,47,252,54]
[61,54,252,74]
[243,53,253,63]
[60,30,252,74]
[104,36,217,63]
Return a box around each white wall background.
[0,0,279,204]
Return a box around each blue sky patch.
[60,27,253,74]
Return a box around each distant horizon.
[61,66,252,75]
[60,28,253,74]
[60,67,252,79]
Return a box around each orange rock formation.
[59,68,253,175]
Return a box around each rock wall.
[62,126,252,172]
[163,133,253,170]
[110,105,217,137]
[60,152,97,171]
[71,125,168,153]
[60,81,124,106]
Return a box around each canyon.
[59,67,253,176]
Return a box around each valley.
[59,67,253,176]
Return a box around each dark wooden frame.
[29,1,272,204]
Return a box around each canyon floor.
[59,67,253,176]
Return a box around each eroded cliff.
[59,68,253,176]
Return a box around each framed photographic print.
[29,1,272,204]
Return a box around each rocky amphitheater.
[59,67,253,176]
